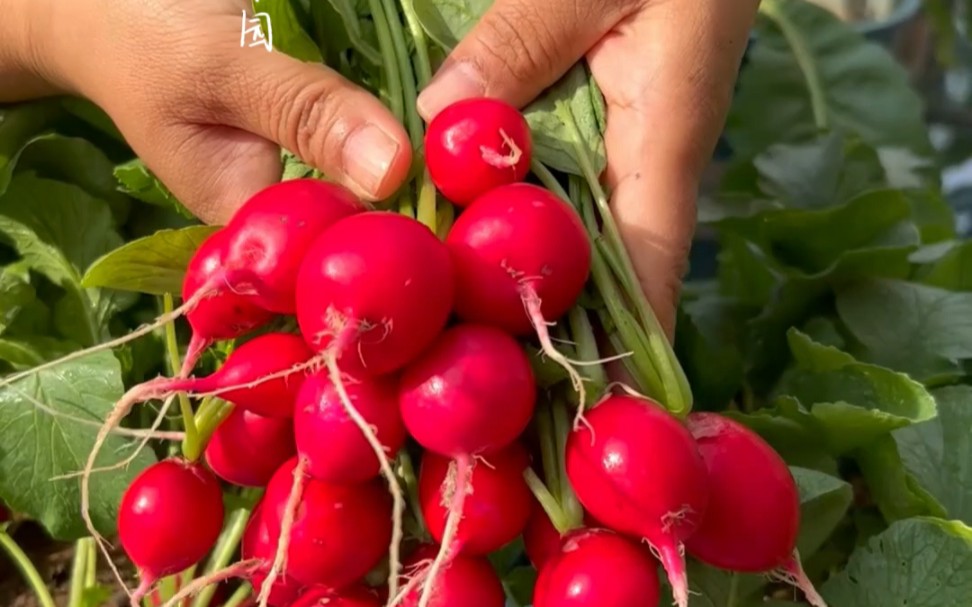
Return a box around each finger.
[588,0,757,338]
[416,0,634,119]
[204,49,412,203]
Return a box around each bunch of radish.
[59,97,827,607]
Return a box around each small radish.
[118,458,225,602]
[684,413,827,607]
[397,545,505,607]
[533,527,660,607]
[289,584,382,607]
[259,456,393,592]
[242,503,305,606]
[424,97,532,206]
[293,369,406,484]
[295,211,454,378]
[565,394,709,607]
[523,499,563,570]
[419,443,532,556]
[399,323,536,607]
[400,324,536,458]
[204,407,296,487]
[445,183,592,416]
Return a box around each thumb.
[215,50,412,202]
[417,0,630,119]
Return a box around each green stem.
[0,529,56,607]
[759,0,827,130]
[400,0,434,87]
[221,583,252,607]
[191,504,253,607]
[567,306,606,397]
[164,294,200,461]
[368,0,404,123]
[551,399,583,528]
[435,199,454,240]
[68,539,89,607]
[193,397,234,450]
[397,451,428,539]
[726,572,740,607]
[84,538,96,587]
[535,401,561,501]
[531,160,570,203]
[523,468,572,534]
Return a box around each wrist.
[0,0,66,101]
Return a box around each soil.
[0,521,137,607]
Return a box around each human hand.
[8,0,413,224]
[416,0,759,337]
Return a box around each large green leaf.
[915,240,972,290]
[0,266,37,336]
[726,0,931,158]
[114,159,193,219]
[856,434,948,524]
[836,279,972,382]
[894,385,972,525]
[791,466,853,557]
[0,100,63,195]
[82,226,219,295]
[821,518,972,606]
[411,0,493,49]
[0,350,155,540]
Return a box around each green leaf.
[524,64,607,176]
[894,385,972,525]
[410,0,493,49]
[821,517,972,606]
[0,100,64,195]
[0,174,123,346]
[0,267,37,335]
[255,0,323,62]
[836,278,972,382]
[727,0,931,158]
[82,226,218,295]
[915,240,972,290]
[856,434,948,524]
[0,350,155,540]
[319,0,381,63]
[0,336,78,370]
[114,159,194,219]
[791,466,853,557]
[281,150,316,181]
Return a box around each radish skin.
[204,407,296,487]
[565,394,709,607]
[397,545,506,607]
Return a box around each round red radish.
[419,443,532,556]
[523,499,563,570]
[172,332,313,418]
[289,584,382,607]
[683,412,800,572]
[533,527,660,607]
[242,502,305,605]
[295,211,454,377]
[399,545,505,607]
[220,178,363,315]
[565,394,709,607]
[399,324,536,458]
[204,407,296,487]
[260,456,393,589]
[118,458,224,585]
[424,97,532,206]
[293,370,406,483]
[445,182,591,336]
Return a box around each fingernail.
[343,124,401,197]
[417,61,486,120]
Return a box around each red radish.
[399,324,536,458]
[684,413,826,607]
[397,545,505,607]
[399,323,536,607]
[293,370,406,483]
[242,503,305,606]
[259,456,393,591]
[118,458,224,601]
[445,183,591,414]
[204,407,296,487]
[565,394,709,607]
[523,499,563,570]
[424,97,532,206]
[295,211,454,378]
[533,527,660,607]
[419,443,532,556]
[289,584,382,607]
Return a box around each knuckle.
[479,7,559,84]
[270,75,350,167]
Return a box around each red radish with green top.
[425,97,532,206]
[419,442,532,556]
[684,412,827,607]
[204,407,296,487]
[565,394,709,607]
[118,458,225,602]
[533,527,661,607]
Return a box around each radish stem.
[164,293,199,460]
[0,528,56,607]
